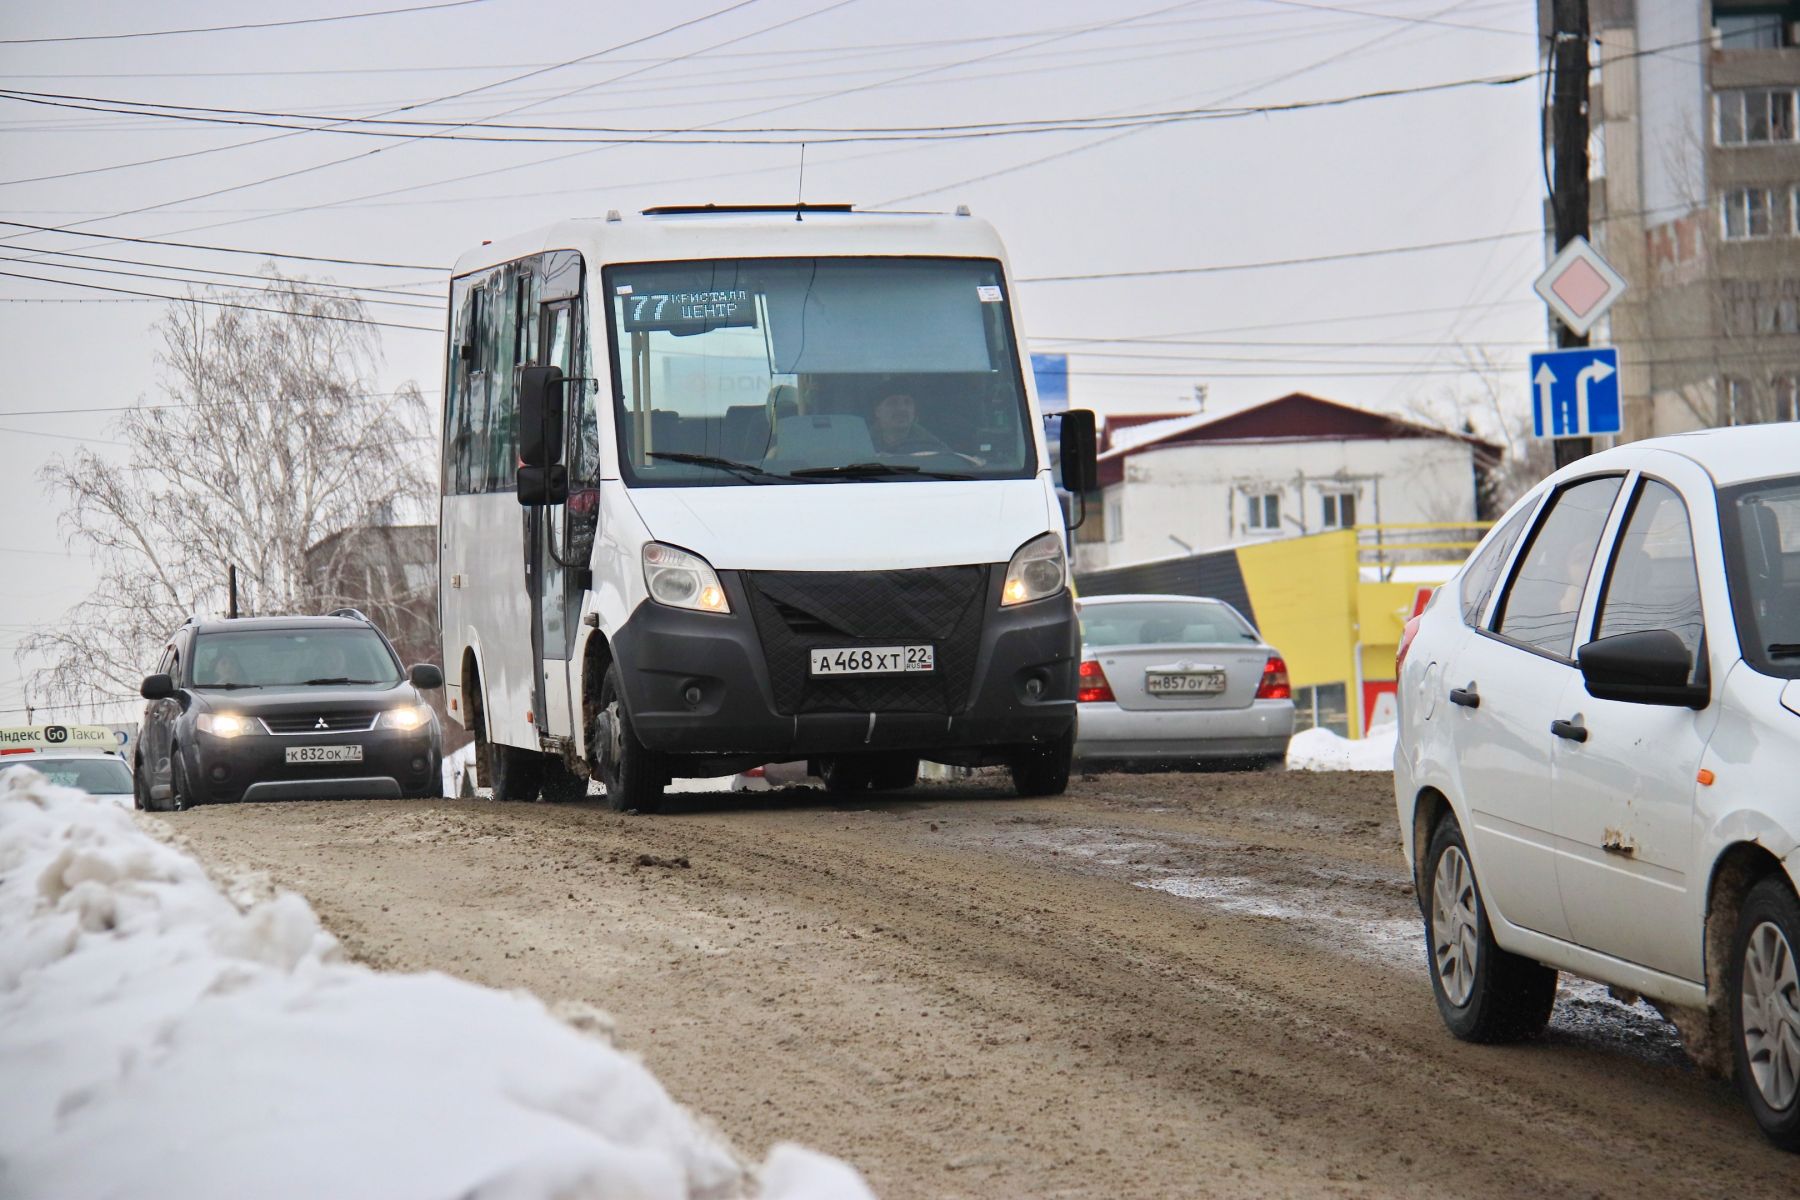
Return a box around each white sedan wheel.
[1432,845,1480,1008]
[1741,918,1800,1112]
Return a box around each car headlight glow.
[376,705,431,731]
[642,542,730,614]
[1001,532,1068,606]
[196,713,259,738]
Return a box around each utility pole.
[1548,0,1592,468]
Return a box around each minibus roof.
[449,205,1011,280]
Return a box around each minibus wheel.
[594,666,667,813]
[1009,728,1073,797]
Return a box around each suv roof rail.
[326,607,372,623]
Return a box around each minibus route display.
[618,287,756,334]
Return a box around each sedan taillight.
[1254,656,1290,700]
[1396,614,1422,671]
[1077,659,1114,704]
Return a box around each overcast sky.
[0,0,1543,719]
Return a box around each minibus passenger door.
[532,297,582,735]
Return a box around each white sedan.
[1395,424,1800,1149]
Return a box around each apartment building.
[1579,0,1800,436]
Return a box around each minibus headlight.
[642,543,730,614]
[1001,533,1067,607]
[196,713,260,738]
[376,705,431,731]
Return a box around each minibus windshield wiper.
[1768,643,1800,658]
[788,462,976,480]
[646,451,781,483]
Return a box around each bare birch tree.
[23,276,435,714]
[1404,346,1555,514]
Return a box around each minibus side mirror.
[518,365,565,468]
[517,464,569,507]
[1059,409,1097,495]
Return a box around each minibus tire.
[541,758,590,804]
[596,666,666,813]
[489,744,544,803]
[1009,729,1073,797]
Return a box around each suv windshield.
[1080,601,1260,647]
[606,257,1034,486]
[190,628,401,688]
[1720,474,1800,679]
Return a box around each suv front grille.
[261,711,378,734]
[741,566,989,716]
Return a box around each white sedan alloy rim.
[1741,919,1800,1111]
[1432,845,1480,1008]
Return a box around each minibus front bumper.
[611,567,1078,762]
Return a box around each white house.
[1075,393,1499,574]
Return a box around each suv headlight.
[376,705,432,731]
[1002,533,1068,606]
[196,713,262,738]
[642,542,730,614]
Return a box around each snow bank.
[1285,723,1398,772]
[0,767,875,1200]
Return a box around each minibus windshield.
[606,257,1035,485]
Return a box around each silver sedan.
[1073,594,1295,770]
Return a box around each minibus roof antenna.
[795,143,807,221]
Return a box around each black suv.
[137,611,444,810]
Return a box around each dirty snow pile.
[0,768,874,1200]
[1285,722,1398,772]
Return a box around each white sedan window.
[1495,476,1623,658]
[1595,481,1704,662]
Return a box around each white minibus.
[438,204,1096,811]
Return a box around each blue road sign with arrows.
[1529,347,1620,439]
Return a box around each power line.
[0,388,439,419]
[0,0,492,45]
[0,0,776,248]
[1018,229,1536,283]
[0,71,1533,145]
[0,270,441,332]
[0,252,442,311]
[0,220,442,271]
[875,0,1514,206]
[60,0,1200,249]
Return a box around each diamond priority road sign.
[1533,235,1628,337]
[1530,346,1621,439]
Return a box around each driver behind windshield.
[871,391,953,457]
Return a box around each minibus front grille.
[741,566,988,715]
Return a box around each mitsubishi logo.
[314,717,329,730]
